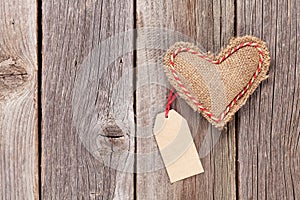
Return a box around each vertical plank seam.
[234,0,237,36]
[234,0,239,200]
[133,0,137,199]
[37,0,43,199]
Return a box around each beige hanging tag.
[153,109,204,183]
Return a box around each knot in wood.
[0,57,29,100]
[102,124,124,138]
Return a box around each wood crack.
[0,73,28,77]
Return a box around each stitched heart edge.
[164,36,271,129]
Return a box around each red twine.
[165,87,178,118]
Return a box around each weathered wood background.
[0,0,299,199]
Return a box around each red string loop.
[165,87,178,118]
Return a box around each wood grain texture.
[136,0,236,199]
[42,0,135,199]
[1,0,297,199]
[0,0,38,199]
[237,0,300,199]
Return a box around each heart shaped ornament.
[164,36,270,129]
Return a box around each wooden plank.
[0,0,38,199]
[136,0,236,199]
[42,0,135,199]
[237,0,300,199]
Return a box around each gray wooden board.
[237,0,300,199]
[42,0,135,199]
[0,0,38,199]
[1,0,299,199]
[136,0,236,199]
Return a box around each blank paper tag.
[153,109,204,183]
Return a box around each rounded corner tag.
[153,109,204,183]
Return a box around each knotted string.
[165,87,178,118]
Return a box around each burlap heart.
[164,36,270,129]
